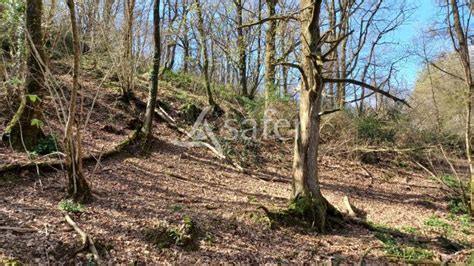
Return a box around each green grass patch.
[424,215,453,236]
[374,230,433,262]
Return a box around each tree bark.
[121,0,136,102]
[141,0,161,138]
[264,0,277,106]
[195,0,216,108]
[291,0,339,232]
[447,0,474,215]
[235,0,248,97]
[3,0,46,151]
[66,0,92,203]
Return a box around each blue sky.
[395,1,440,87]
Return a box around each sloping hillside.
[1,59,472,264]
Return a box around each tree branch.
[323,78,411,107]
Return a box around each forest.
[0,0,473,264]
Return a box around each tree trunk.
[121,0,136,102]
[448,0,474,215]
[2,0,46,151]
[235,0,248,97]
[65,0,92,203]
[195,0,216,108]
[291,0,339,232]
[264,0,277,107]
[141,0,161,138]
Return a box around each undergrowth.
[144,216,201,250]
[58,199,84,213]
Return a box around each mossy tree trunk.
[3,0,47,151]
[66,0,92,203]
[264,0,277,107]
[291,0,340,232]
[141,0,161,138]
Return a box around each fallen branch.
[65,214,101,264]
[0,226,38,233]
[155,107,246,172]
[0,129,140,174]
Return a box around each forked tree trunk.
[66,0,92,203]
[291,0,339,232]
[3,0,46,151]
[141,0,161,138]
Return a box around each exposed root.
[65,214,101,264]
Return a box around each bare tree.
[290,0,409,231]
[65,0,92,203]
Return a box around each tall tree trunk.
[264,0,277,107]
[292,0,339,232]
[3,0,46,151]
[448,0,474,215]
[195,0,216,108]
[121,0,136,102]
[235,0,248,97]
[65,0,92,203]
[141,0,161,138]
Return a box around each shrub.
[162,70,194,90]
[356,114,395,143]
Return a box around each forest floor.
[0,59,473,264]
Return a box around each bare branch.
[323,78,411,107]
